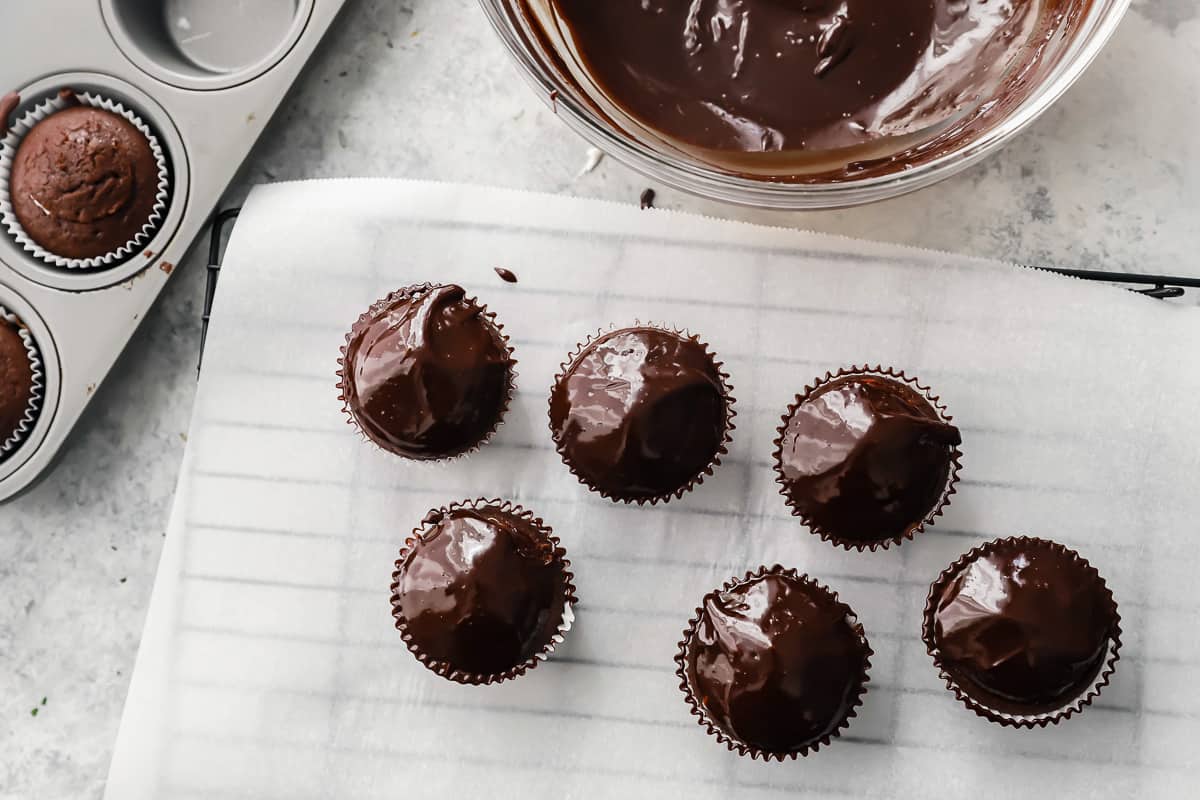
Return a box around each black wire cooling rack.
[198,207,1200,371]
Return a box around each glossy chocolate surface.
[537,0,1040,153]
[394,504,569,678]
[549,326,728,500]
[11,105,160,259]
[931,539,1114,715]
[342,284,512,459]
[685,571,868,754]
[0,319,34,443]
[777,374,959,546]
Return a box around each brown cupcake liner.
[390,498,577,685]
[335,283,517,461]
[0,305,45,458]
[0,89,171,270]
[772,364,962,551]
[674,564,873,760]
[921,535,1122,728]
[547,322,737,505]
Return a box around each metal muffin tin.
[0,0,347,502]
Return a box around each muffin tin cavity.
[103,0,314,90]
[0,285,58,484]
[0,73,188,292]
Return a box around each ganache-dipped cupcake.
[774,365,962,550]
[0,308,43,459]
[338,284,515,460]
[390,499,576,684]
[1,89,170,267]
[923,536,1121,727]
[676,566,872,759]
[549,324,734,503]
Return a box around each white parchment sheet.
[106,180,1200,799]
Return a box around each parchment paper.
[105,179,1200,799]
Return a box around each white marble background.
[2,1,1197,797]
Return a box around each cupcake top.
[926,537,1119,722]
[0,317,35,446]
[10,103,160,260]
[340,284,513,460]
[391,502,574,683]
[775,369,961,549]
[549,326,732,503]
[677,567,871,758]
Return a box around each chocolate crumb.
[495,267,518,283]
[640,188,656,209]
[549,89,559,113]
[144,250,155,259]
[0,92,19,136]
[119,577,127,584]
[159,262,174,275]
[56,88,79,107]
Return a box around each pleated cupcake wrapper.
[548,322,736,505]
[335,282,517,461]
[0,306,44,458]
[390,498,578,685]
[772,364,962,551]
[921,536,1122,728]
[0,90,171,269]
[675,565,873,760]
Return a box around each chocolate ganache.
[340,284,513,460]
[776,372,960,548]
[549,326,731,502]
[928,537,1118,717]
[392,503,573,681]
[532,0,1042,153]
[680,568,870,756]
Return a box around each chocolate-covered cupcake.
[0,309,43,458]
[774,366,961,550]
[549,325,734,503]
[338,284,515,460]
[676,566,871,759]
[1,90,169,266]
[923,536,1121,727]
[391,499,576,684]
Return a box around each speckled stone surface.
[2,1,1198,797]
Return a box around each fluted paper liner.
[548,322,736,504]
[390,498,577,685]
[336,283,517,460]
[0,305,44,458]
[0,90,172,269]
[922,535,1122,728]
[773,364,962,551]
[675,565,872,760]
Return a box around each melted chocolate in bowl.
[515,0,1090,180]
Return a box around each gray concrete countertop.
[2,0,1197,797]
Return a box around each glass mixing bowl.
[479,0,1131,209]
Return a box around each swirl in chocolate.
[532,0,1041,154]
[393,504,571,679]
[549,326,729,501]
[931,538,1116,715]
[684,570,869,755]
[776,374,960,546]
[341,284,512,460]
